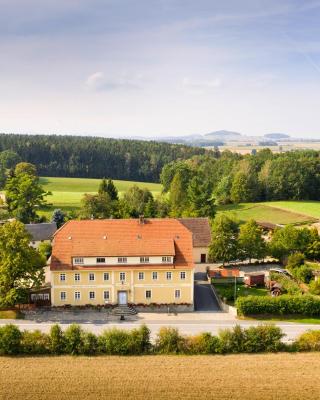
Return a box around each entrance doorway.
[118,291,128,305]
[200,254,207,263]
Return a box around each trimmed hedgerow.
[236,295,320,316]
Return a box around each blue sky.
[1,0,320,138]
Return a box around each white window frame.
[166,271,172,280]
[162,256,172,263]
[118,257,127,264]
[180,271,186,280]
[138,272,145,281]
[74,257,84,265]
[60,273,66,282]
[145,290,152,299]
[89,273,95,281]
[74,273,80,281]
[152,271,158,280]
[119,272,126,281]
[74,291,81,300]
[103,272,110,281]
[140,256,150,263]
[89,291,95,300]
[103,290,110,301]
[96,257,106,264]
[60,291,66,301]
[175,289,181,299]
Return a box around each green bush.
[128,325,151,354]
[218,325,246,353]
[291,265,313,284]
[309,279,320,295]
[243,325,284,352]
[184,332,220,354]
[269,272,301,295]
[82,332,98,355]
[236,295,320,316]
[50,324,65,354]
[155,327,185,354]
[0,324,22,355]
[295,330,320,351]
[64,324,84,355]
[287,253,305,269]
[218,324,284,353]
[21,330,51,354]
[98,325,150,355]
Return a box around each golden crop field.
[1,354,320,400]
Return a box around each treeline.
[0,134,209,182]
[161,148,320,204]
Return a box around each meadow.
[0,354,319,399]
[217,202,319,225]
[39,176,162,217]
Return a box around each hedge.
[236,295,320,316]
[0,323,319,355]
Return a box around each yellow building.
[50,218,196,310]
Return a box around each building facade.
[50,218,195,308]
[178,218,211,263]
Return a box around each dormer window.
[74,257,84,265]
[118,257,127,264]
[140,256,149,263]
[162,256,171,263]
[96,257,105,264]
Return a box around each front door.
[200,254,207,263]
[118,291,128,305]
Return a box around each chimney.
[139,215,145,225]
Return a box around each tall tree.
[238,219,266,262]
[120,186,154,218]
[0,221,46,306]
[5,163,51,223]
[80,192,115,219]
[51,209,65,228]
[186,175,215,218]
[209,215,239,265]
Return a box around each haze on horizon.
[1,0,320,139]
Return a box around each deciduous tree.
[0,221,46,306]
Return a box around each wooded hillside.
[0,134,208,182]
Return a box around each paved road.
[194,268,221,312]
[194,282,221,311]
[1,318,317,342]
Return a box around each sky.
[1,0,320,138]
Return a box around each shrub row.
[236,295,320,316]
[0,323,295,356]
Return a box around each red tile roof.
[51,219,194,271]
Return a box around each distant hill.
[204,130,242,139]
[264,133,290,139]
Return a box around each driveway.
[194,282,221,311]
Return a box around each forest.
[161,148,320,211]
[0,134,208,182]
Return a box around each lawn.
[213,283,268,306]
[38,176,162,218]
[264,200,320,219]
[0,354,319,399]
[217,202,317,225]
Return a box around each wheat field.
[0,354,319,400]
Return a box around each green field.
[217,202,319,225]
[39,177,162,217]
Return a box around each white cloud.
[182,77,222,94]
[85,71,143,91]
